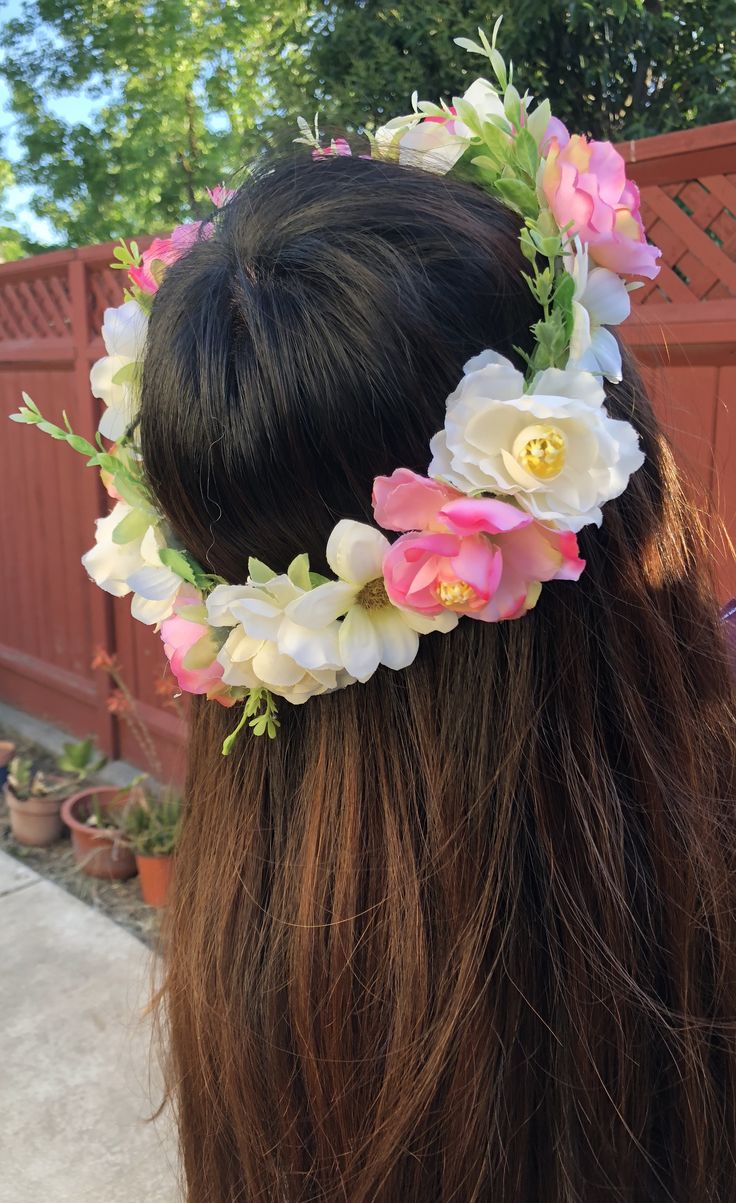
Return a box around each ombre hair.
[140,154,736,1203]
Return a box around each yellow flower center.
[513,423,566,480]
[436,580,476,608]
[356,577,389,611]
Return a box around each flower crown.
[11,20,660,752]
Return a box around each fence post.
[67,254,119,760]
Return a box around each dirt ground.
[0,723,162,948]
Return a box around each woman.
[14,39,736,1202]
[134,149,736,1201]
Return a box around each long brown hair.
[139,154,736,1202]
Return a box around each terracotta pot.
[6,785,65,847]
[61,786,137,880]
[136,853,172,907]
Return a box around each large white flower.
[428,351,645,532]
[566,242,631,383]
[81,501,182,624]
[90,300,148,441]
[206,573,349,704]
[285,520,457,683]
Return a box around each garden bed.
[0,723,162,948]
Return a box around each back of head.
[140,154,736,1203]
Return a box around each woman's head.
[140,154,736,1203]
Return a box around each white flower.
[81,501,182,624]
[126,526,185,624]
[285,520,457,683]
[82,503,144,597]
[90,300,148,441]
[566,242,631,383]
[459,78,506,127]
[206,572,349,704]
[395,118,471,173]
[374,78,506,175]
[428,351,645,532]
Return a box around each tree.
[0,157,49,260]
[287,1,736,143]
[0,0,308,246]
[1,1,733,247]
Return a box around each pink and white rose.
[160,587,232,705]
[541,118,660,279]
[373,469,584,622]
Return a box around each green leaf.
[309,571,331,588]
[112,507,150,545]
[111,361,138,387]
[452,97,483,137]
[158,546,198,586]
[248,557,275,584]
[67,433,96,455]
[554,271,576,316]
[287,553,312,591]
[503,85,522,130]
[493,177,540,219]
[21,392,40,414]
[453,36,486,56]
[37,419,68,440]
[222,706,250,756]
[526,99,552,147]
[489,49,508,91]
[106,470,151,511]
[513,128,539,180]
[519,229,538,263]
[479,119,512,160]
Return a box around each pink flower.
[160,588,232,705]
[312,138,353,159]
[129,220,212,294]
[424,106,458,127]
[206,184,236,208]
[373,468,584,622]
[541,119,660,279]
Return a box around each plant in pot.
[5,755,72,847]
[0,738,16,789]
[57,736,107,783]
[123,787,181,907]
[61,784,138,880]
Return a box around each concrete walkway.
[0,851,179,1203]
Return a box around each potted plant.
[5,755,72,846]
[57,736,107,782]
[123,788,181,906]
[0,739,15,789]
[4,737,107,847]
[61,784,137,880]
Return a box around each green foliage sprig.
[10,394,152,508]
[222,689,280,753]
[123,787,182,857]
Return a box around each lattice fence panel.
[87,267,125,337]
[633,173,736,308]
[0,271,71,342]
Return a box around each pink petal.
[438,496,532,536]
[449,536,503,599]
[373,469,457,532]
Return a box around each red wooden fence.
[0,241,185,778]
[1,121,734,772]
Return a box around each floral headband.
[11,21,660,751]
